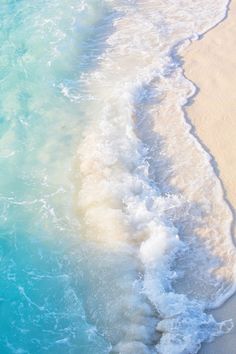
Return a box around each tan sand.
[184,1,236,352]
[184,1,236,207]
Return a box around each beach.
[1,1,235,352]
[184,0,236,352]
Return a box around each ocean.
[0,0,235,353]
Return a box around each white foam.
[75,0,236,352]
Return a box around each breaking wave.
[74,0,236,353]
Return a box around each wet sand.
[184,1,236,352]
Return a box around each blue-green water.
[1,0,235,353]
[0,1,110,353]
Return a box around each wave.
[71,0,236,353]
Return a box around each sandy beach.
[184,0,236,352]
[1,1,235,352]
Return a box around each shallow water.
[0,0,236,353]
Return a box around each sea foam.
[74,0,236,353]
[0,0,234,352]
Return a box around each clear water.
[0,1,110,353]
[0,0,235,353]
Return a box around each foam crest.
[74,0,236,352]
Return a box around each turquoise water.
[0,1,110,353]
[1,0,235,353]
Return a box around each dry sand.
[184,0,236,352]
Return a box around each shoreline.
[183,0,236,352]
[184,0,236,212]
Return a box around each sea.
[0,0,236,353]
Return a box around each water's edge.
[180,0,236,309]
